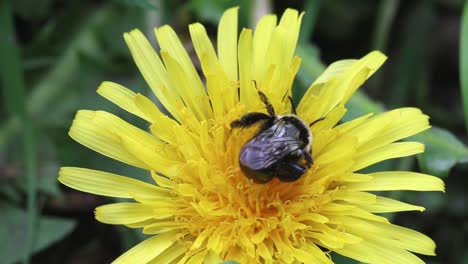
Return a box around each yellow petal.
[334,238,424,264]
[312,59,357,85]
[302,243,334,264]
[160,51,211,120]
[95,203,155,224]
[238,29,257,108]
[346,171,445,192]
[218,7,239,81]
[124,29,183,121]
[203,250,223,264]
[358,196,425,213]
[298,51,386,123]
[120,133,182,178]
[205,72,230,120]
[58,167,170,198]
[97,81,152,122]
[353,142,424,171]
[154,25,208,113]
[253,14,277,81]
[149,243,187,264]
[352,108,430,154]
[277,9,303,62]
[112,231,179,264]
[189,23,220,77]
[333,191,376,205]
[68,110,149,169]
[292,247,332,264]
[344,217,436,256]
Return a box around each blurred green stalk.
[0,1,37,263]
[461,0,468,132]
[299,0,322,43]
[371,0,399,51]
[369,0,399,96]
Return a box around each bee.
[231,89,323,183]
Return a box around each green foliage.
[0,204,76,264]
[0,0,465,263]
[411,127,468,178]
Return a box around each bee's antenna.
[309,117,325,127]
[288,96,297,115]
[253,80,276,116]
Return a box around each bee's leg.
[230,112,273,129]
[303,150,313,168]
[256,90,276,116]
[288,96,297,115]
[276,162,307,182]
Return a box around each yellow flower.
[58,7,444,264]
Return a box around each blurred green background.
[0,0,467,263]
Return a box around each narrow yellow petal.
[253,14,277,81]
[335,113,373,134]
[124,29,183,121]
[189,23,220,76]
[298,51,387,122]
[203,250,223,264]
[311,59,357,85]
[112,231,178,264]
[238,29,257,108]
[346,171,445,192]
[334,191,376,205]
[218,7,239,81]
[353,108,430,154]
[160,51,211,120]
[358,196,425,213]
[334,239,425,264]
[95,203,155,224]
[155,25,207,106]
[88,110,180,161]
[97,81,152,122]
[353,142,424,171]
[58,167,170,198]
[292,247,332,264]
[276,9,303,73]
[149,243,187,264]
[341,51,387,102]
[344,217,436,256]
[120,133,182,178]
[302,243,334,264]
[68,110,149,169]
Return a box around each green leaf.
[0,204,76,264]
[220,261,240,264]
[411,126,468,177]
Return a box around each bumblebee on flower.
[58,7,444,264]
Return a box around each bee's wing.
[240,125,302,170]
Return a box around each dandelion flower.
[58,7,445,264]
